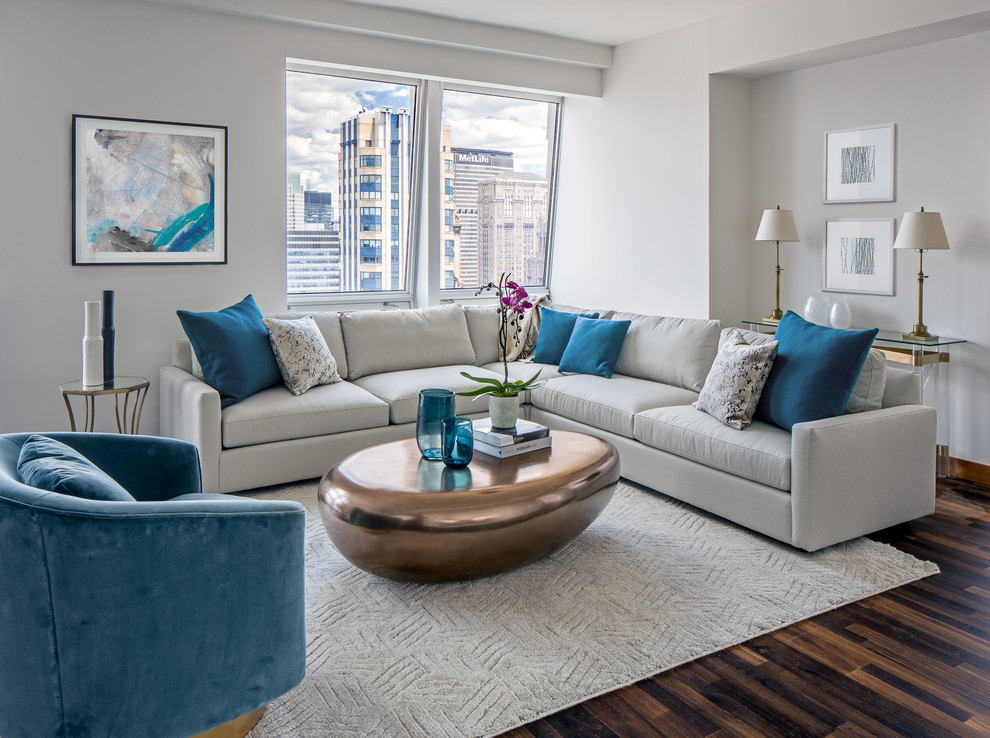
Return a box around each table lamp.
[893,207,949,341]
[755,206,799,323]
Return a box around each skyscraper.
[286,172,305,231]
[451,148,514,287]
[477,172,549,286]
[304,191,333,231]
[337,106,412,291]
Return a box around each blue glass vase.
[416,388,455,461]
[442,416,474,468]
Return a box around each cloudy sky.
[286,71,553,194]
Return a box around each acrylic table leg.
[61,392,77,432]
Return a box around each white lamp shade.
[894,209,950,251]
[755,208,799,242]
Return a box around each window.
[286,65,560,299]
[439,88,558,290]
[286,69,414,293]
[360,207,382,231]
[360,239,382,264]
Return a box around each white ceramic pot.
[488,394,521,430]
[829,300,852,329]
[803,295,831,326]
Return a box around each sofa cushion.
[531,374,699,438]
[17,435,134,501]
[176,294,283,407]
[340,304,476,380]
[720,326,886,415]
[221,381,389,449]
[354,365,503,424]
[263,316,342,396]
[633,406,793,491]
[756,311,878,430]
[269,311,349,379]
[611,312,722,392]
[558,317,631,378]
[694,331,778,430]
[532,308,599,365]
[463,304,500,366]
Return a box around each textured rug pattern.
[246,481,937,738]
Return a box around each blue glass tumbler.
[442,416,474,468]
[416,388,455,460]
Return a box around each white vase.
[82,301,103,387]
[829,301,853,330]
[803,295,831,326]
[488,395,521,430]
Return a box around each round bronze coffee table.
[318,430,619,583]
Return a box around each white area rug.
[246,480,937,738]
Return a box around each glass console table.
[743,320,965,476]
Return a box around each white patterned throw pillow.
[262,316,341,396]
[694,330,778,430]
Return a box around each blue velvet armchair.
[0,432,307,738]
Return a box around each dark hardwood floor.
[501,476,990,737]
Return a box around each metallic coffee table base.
[318,431,620,583]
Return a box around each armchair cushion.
[17,434,134,502]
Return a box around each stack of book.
[472,418,551,459]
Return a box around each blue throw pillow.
[177,294,282,407]
[17,435,134,502]
[755,311,879,430]
[533,308,600,364]
[558,317,632,378]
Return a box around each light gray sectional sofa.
[160,303,936,551]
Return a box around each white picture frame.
[823,218,895,295]
[824,123,895,203]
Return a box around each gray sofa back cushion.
[269,311,348,379]
[612,313,722,392]
[463,304,500,366]
[340,304,477,380]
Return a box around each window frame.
[284,60,560,307]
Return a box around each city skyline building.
[450,147,514,288]
[286,172,305,231]
[337,106,412,291]
[286,227,341,294]
[477,171,549,287]
[304,190,333,231]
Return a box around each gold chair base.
[192,705,267,738]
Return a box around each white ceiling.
[327,0,768,45]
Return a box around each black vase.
[102,290,115,385]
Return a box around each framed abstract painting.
[823,123,895,203]
[823,218,895,295]
[72,114,227,265]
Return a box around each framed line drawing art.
[823,218,895,295]
[823,123,895,203]
[72,114,227,265]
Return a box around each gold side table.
[59,376,150,434]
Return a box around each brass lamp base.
[763,309,783,324]
[902,323,939,342]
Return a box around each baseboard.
[949,456,990,486]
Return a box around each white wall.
[552,23,713,317]
[747,32,990,465]
[0,0,598,436]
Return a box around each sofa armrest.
[159,365,222,494]
[790,404,936,551]
[30,432,202,501]
[35,499,306,736]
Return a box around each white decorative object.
[82,301,103,387]
[803,295,831,325]
[830,301,853,329]
[488,395,521,430]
